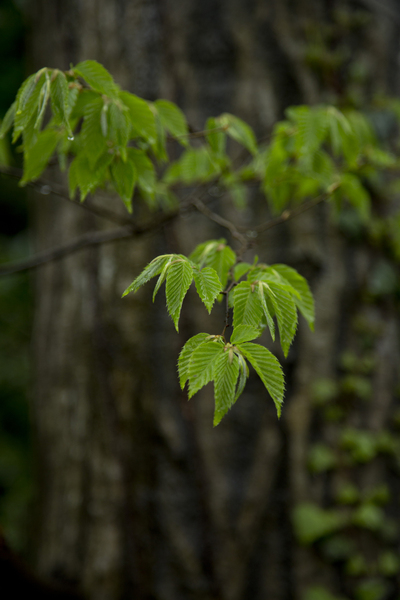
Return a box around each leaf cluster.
[123,239,314,425]
[3,60,397,224]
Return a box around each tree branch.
[0,166,135,227]
[191,197,248,247]
[0,160,340,277]
[237,184,340,234]
[0,209,181,276]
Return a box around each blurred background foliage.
[0,0,33,552]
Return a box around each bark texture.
[26,1,400,599]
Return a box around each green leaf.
[20,129,60,184]
[219,113,258,156]
[152,110,168,161]
[73,60,118,97]
[188,339,224,398]
[325,106,352,156]
[0,102,16,139]
[261,281,297,357]
[122,255,173,297]
[252,268,301,299]
[207,243,236,288]
[81,96,108,168]
[257,282,275,342]
[339,173,371,222]
[107,102,130,147]
[127,148,156,197]
[206,116,226,156]
[234,262,251,281]
[154,99,188,144]
[235,353,249,402]
[13,71,47,140]
[0,136,10,166]
[166,259,194,331]
[213,349,240,425]
[165,146,220,184]
[193,266,222,313]
[236,342,284,416]
[287,105,328,159]
[189,239,236,288]
[233,282,263,329]
[270,264,315,330]
[110,157,137,212]
[152,256,173,301]
[34,73,51,129]
[230,324,261,344]
[178,332,210,390]
[68,154,109,201]
[120,91,157,144]
[50,71,72,132]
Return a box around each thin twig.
[191,197,248,247]
[0,209,181,276]
[0,228,132,276]
[221,279,237,336]
[237,183,340,234]
[0,166,135,227]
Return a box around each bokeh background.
[1,1,400,600]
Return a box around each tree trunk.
[26,1,400,599]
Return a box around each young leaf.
[73,60,118,98]
[165,147,219,184]
[165,259,194,331]
[178,332,210,390]
[235,353,249,402]
[34,73,51,129]
[208,243,236,288]
[127,148,156,197]
[230,324,261,344]
[110,157,137,212]
[213,349,240,426]
[264,282,298,357]
[107,103,130,147]
[188,339,224,398]
[219,113,258,156]
[233,282,263,329]
[154,99,188,143]
[152,257,173,301]
[261,268,301,299]
[122,255,173,297]
[234,262,251,281]
[50,71,72,132]
[257,282,275,342]
[206,116,226,156]
[339,173,371,222]
[0,102,16,139]
[81,96,108,168]
[13,72,46,135]
[20,129,60,184]
[270,264,315,330]
[189,239,236,288]
[236,342,285,417]
[193,266,222,313]
[68,154,108,201]
[120,91,157,144]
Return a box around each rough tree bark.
[25,1,400,599]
